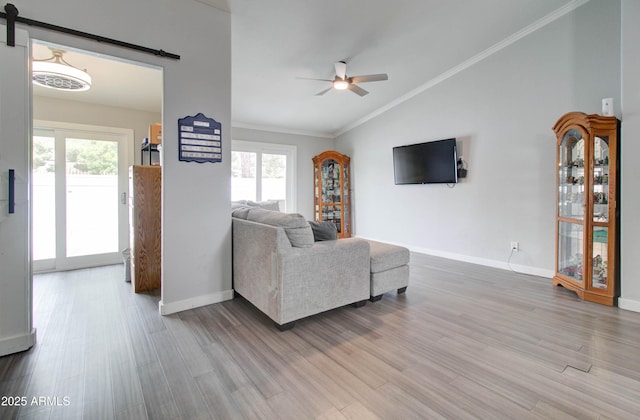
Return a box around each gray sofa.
[232,207,370,330]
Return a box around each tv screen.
[393,138,458,185]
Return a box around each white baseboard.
[159,290,234,315]
[618,298,640,313]
[357,236,554,279]
[414,246,555,278]
[0,329,36,357]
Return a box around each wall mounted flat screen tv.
[393,138,458,185]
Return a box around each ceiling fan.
[300,61,388,97]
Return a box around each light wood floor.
[2,254,640,419]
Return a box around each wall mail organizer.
[178,113,222,163]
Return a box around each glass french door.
[32,123,130,272]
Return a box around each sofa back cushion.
[247,200,280,211]
[246,208,314,248]
[232,199,280,211]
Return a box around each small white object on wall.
[602,97,614,116]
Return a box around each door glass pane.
[314,165,319,221]
[32,134,56,260]
[593,136,610,222]
[321,159,341,204]
[558,221,584,283]
[344,164,349,234]
[231,151,256,201]
[592,226,608,289]
[321,159,342,232]
[558,129,585,220]
[322,205,342,233]
[65,138,119,257]
[262,153,286,210]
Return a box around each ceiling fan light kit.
[32,48,92,91]
[302,61,388,97]
[333,80,349,90]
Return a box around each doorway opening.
[31,40,163,273]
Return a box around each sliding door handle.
[8,169,15,214]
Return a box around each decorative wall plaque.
[178,113,222,163]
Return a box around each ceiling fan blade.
[350,73,388,83]
[347,83,369,96]
[334,61,347,80]
[315,87,333,96]
[296,76,333,82]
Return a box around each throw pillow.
[308,221,338,241]
[247,208,314,248]
[231,207,251,219]
[247,200,280,211]
[231,200,249,209]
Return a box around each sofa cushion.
[308,221,338,241]
[247,208,314,248]
[231,207,251,219]
[367,240,410,273]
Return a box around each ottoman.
[366,240,410,302]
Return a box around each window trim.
[231,140,297,213]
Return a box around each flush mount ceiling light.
[32,48,92,91]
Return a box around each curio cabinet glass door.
[312,150,351,238]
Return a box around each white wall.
[620,0,640,311]
[232,127,335,219]
[17,0,231,314]
[337,0,621,278]
[33,96,161,165]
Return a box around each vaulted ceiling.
[33,0,578,138]
[229,0,575,137]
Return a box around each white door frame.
[32,120,133,272]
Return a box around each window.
[231,140,296,212]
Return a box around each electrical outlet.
[510,241,519,252]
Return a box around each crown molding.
[194,0,230,13]
[232,121,335,139]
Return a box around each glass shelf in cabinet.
[559,232,584,240]
[558,199,578,208]
[559,214,586,220]
[565,186,584,193]
[559,165,585,172]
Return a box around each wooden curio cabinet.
[129,165,162,292]
[312,150,351,238]
[552,112,620,306]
